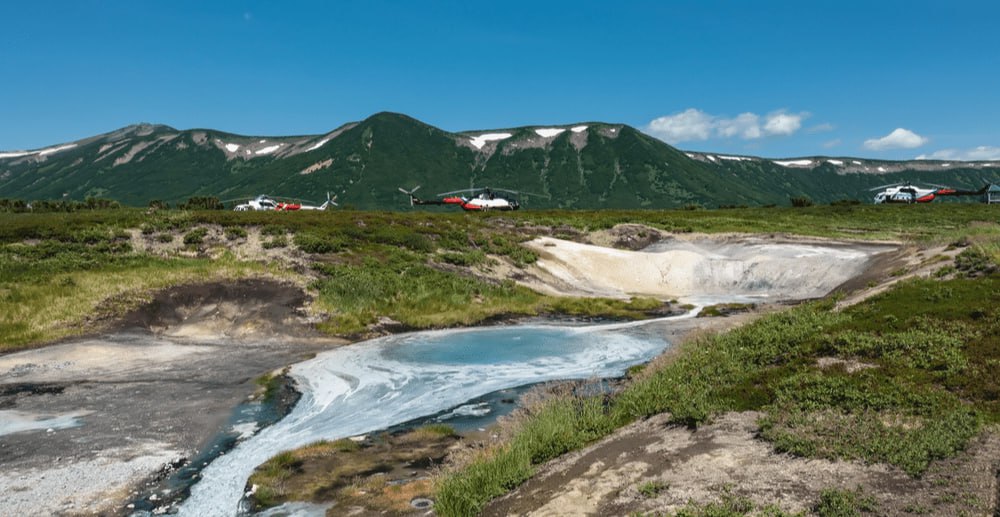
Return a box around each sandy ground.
[0,280,341,516]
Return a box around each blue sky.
[2,0,999,160]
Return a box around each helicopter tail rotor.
[319,192,338,210]
[398,185,421,206]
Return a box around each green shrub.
[294,232,346,253]
[440,250,487,267]
[261,224,287,237]
[224,227,247,240]
[178,196,224,210]
[954,247,996,276]
[183,227,208,245]
[814,487,877,517]
[637,480,667,498]
[790,196,814,208]
[262,236,287,249]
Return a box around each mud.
[0,279,341,516]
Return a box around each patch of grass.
[410,423,458,439]
[439,250,487,267]
[250,425,455,512]
[545,296,666,320]
[637,479,667,498]
[183,227,208,246]
[262,235,287,249]
[814,487,877,517]
[697,303,754,318]
[224,226,247,240]
[435,387,615,516]
[254,371,285,402]
[293,232,347,253]
[954,247,997,276]
[0,253,276,351]
[312,254,545,335]
[260,224,287,237]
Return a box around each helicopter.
[230,192,337,211]
[870,182,958,204]
[398,186,546,211]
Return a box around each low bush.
[183,227,208,245]
[224,227,247,240]
[262,236,287,249]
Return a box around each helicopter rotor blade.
[494,188,550,198]
[868,182,906,191]
[436,188,484,196]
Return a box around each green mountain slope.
[2,113,998,208]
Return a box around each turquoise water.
[178,314,690,516]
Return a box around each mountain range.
[2,112,999,209]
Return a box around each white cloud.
[822,138,842,149]
[915,146,1000,161]
[646,108,808,144]
[717,112,761,139]
[863,128,928,151]
[646,108,714,142]
[763,111,804,136]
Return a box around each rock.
[410,497,434,509]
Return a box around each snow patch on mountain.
[255,144,282,155]
[774,159,813,167]
[571,125,588,133]
[1,143,79,160]
[827,159,843,165]
[38,144,78,156]
[307,139,330,152]
[469,133,512,149]
[224,143,240,153]
[535,128,566,138]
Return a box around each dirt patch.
[248,428,460,515]
[483,413,999,516]
[836,242,964,309]
[118,278,316,339]
[586,223,667,250]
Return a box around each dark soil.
[117,278,315,338]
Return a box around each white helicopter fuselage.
[233,194,335,211]
[873,185,937,204]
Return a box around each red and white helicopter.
[870,182,987,204]
[398,186,544,211]
[231,192,337,211]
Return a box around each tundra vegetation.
[1,204,999,515]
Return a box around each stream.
[174,310,703,516]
